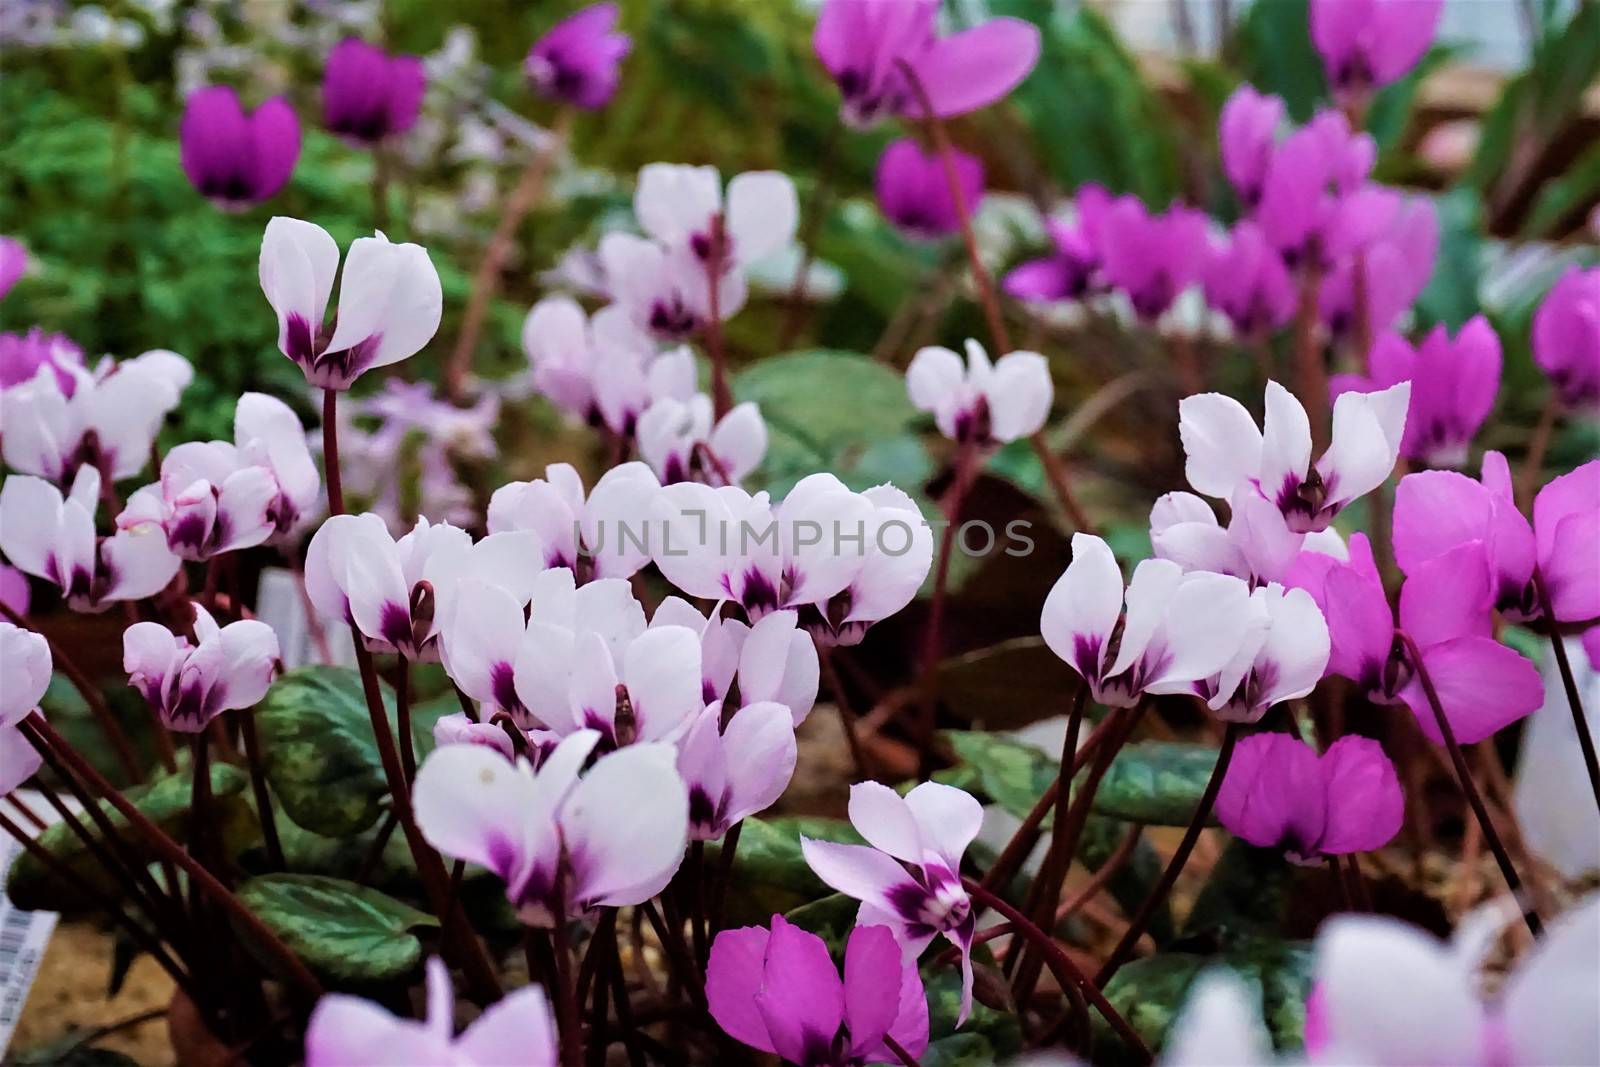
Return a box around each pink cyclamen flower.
[1099,198,1211,320]
[1307,893,1599,1065]
[0,237,27,299]
[1003,184,1111,304]
[1319,195,1438,340]
[259,217,442,390]
[1310,0,1443,99]
[677,700,797,840]
[1332,317,1501,469]
[637,395,767,486]
[0,467,180,614]
[0,621,51,727]
[432,711,519,761]
[875,138,983,241]
[906,339,1052,444]
[1180,379,1410,533]
[413,730,688,926]
[0,328,83,393]
[1392,453,1599,625]
[1204,222,1295,337]
[180,86,300,209]
[488,461,662,581]
[1285,533,1542,744]
[1041,533,1260,708]
[322,39,425,145]
[1531,266,1600,411]
[1196,582,1330,722]
[1149,483,1350,587]
[707,916,930,1067]
[650,598,820,716]
[306,957,555,1066]
[1219,85,1285,209]
[1254,112,1380,266]
[803,781,982,1023]
[1,349,191,484]
[123,602,278,732]
[526,2,631,110]
[813,0,1039,127]
[1217,733,1402,862]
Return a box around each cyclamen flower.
[179,86,299,209]
[0,328,82,393]
[0,565,29,616]
[1219,85,1285,209]
[432,711,518,761]
[1,349,191,484]
[1332,318,1501,469]
[526,2,630,110]
[802,782,982,1023]
[1319,196,1438,339]
[259,217,443,390]
[648,599,820,717]
[1204,222,1295,337]
[906,339,1052,445]
[413,731,688,926]
[1285,533,1542,744]
[1532,266,1600,411]
[1216,733,1402,863]
[322,39,425,145]
[1392,454,1599,625]
[0,467,180,613]
[123,603,278,732]
[1197,582,1330,722]
[707,917,929,1067]
[0,621,50,727]
[677,701,797,840]
[1254,112,1381,265]
[1098,198,1209,320]
[1003,185,1111,304]
[1307,894,1599,1065]
[813,0,1039,128]
[1310,0,1443,100]
[488,462,661,581]
[637,396,767,486]
[306,958,555,1067]
[0,237,27,300]
[1180,379,1410,534]
[875,138,983,241]
[1041,533,1259,708]
[1150,485,1348,587]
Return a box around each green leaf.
[1184,838,1295,945]
[781,892,858,952]
[1521,141,1600,239]
[941,729,1058,822]
[1092,742,1220,827]
[922,1034,997,1067]
[1228,937,1315,1050]
[922,964,1023,1056]
[234,873,437,984]
[711,816,862,926]
[1415,189,1484,331]
[255,666,414,838]
[1233,0,1326,121]
[1096,953,1210,1060]
[6,762,251,912]
[1077,816,1169,944]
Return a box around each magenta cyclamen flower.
[1219,85,1285,209]
[322,39,424,145]
[0,328,82,393]
[707,916,930,1067]
[259,217,443,390]
[1310,0,1443,100]
[1255,112,1381,266]
[906,339,1052,445]
[1099,197,1210,320]
[123,603,278,732]
[1181,379,1409,534]
[526,2,631,110]
[1532,266,1600,411]
[1286,533,1542,744]
[802,781,982,1022]
[1204,222,1296,337]
[1392,453,1599,625]
[306,958,556,1066]
[1332,317,1501,469]
[1217,733,1403,863]
[1003,185,1111,303]
[413,731,688,927]
[813,0,1039,128]
[875,138,983,241]
[1318,196,1438,339]
[0,237,27,300]
[180,86,300,209]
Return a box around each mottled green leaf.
[923,963,1023,1056]
[235,873,437,984]
[781,892,858,952]
[1229,937,1315,1050]
[942,729,1058,822]
[1184,838,1295,944]
[1093,742,1220,827]
[711,816,862,926]
[1096,953,1210,1060]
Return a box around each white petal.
[1259,380,1312,504]
[983,351,1053,442]
[561,742,688,907]
[847,781,924,863]
[1041,533,1124,676]
[1163,971,1273,1067]
[260,217,339,356]
[623,625,703,742]
[1142,570,1258,690]
[324,235,442,373]
[1319,381,1410,509]
[1500,894,1600,1067]
[903,781,984,871]
[635,163,721,247]
[905,346,966,414]
[0,476,64,578]
[726,170,799,263]
[1107,557,1185,679]
[1179,391,1263,498]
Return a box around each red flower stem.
[0,602,145,782]
[915,438,981,771]
[1532,569,1600,815]
[1293,262,1329,453]
[1516,392,1560,510]
[395,658,417,785]
[238,709,285,870]
[639,898,705,1009]
[709,820,742,934]
[704,217,733,420]
[1095,721,1241,987]
[551,884,583,1067]
[20,713,324,1001]
[963,876,1153,1064]
[1025,683,1090,940]
[894,58,1095,536]
[1399,632,1543,937]
[882,1034,924,1067]
[1057,820,1144,924]
[820,647,874,780]
[321,389,345,517]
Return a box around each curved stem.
[962,877,1152,1064]
[239,709,285,870]
[1095,721,1240,986]
[1057,821,1144,923]
[1531,569,1600,815]
[1399,632,1544,937]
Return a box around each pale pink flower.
[0,620,50,727]
[637,395,767,485]
[906,339,1052,445]
[123,602,278,732]
[487,461,661,581]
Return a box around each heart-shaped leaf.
[234,873,438,984]
[1092,742,1220,827]
[941,729,1058,823]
